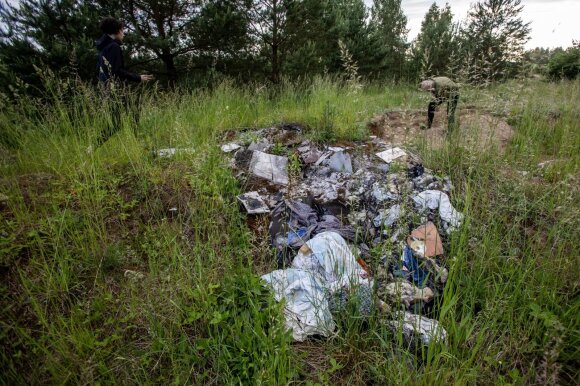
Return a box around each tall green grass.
[0,77,578,384]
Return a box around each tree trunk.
[271,43,280,83]
[161,52,178,83]
[270,0,281,83]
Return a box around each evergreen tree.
[0,0,102,94]
[411,2,456,79]
[368,0,408,79]
[247,0,294,83]
[458,0,531,83]
[330,0,371,76]
[283,0,335,77]
[283,0,371,79]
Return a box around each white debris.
[237,191,270,214]
[156,148,195,157]
[261,232,368,341]
[389,312,447,345]
[124,270,145,281]
[373,204,402,228]
[384,281,434,308]
[376,147,407,163]
[249,151,289,185]
[327,151,353,174]
[412,190,463,231]
[221,143,241,153]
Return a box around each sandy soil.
[368,107,514,152]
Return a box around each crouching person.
[420,76,459,132]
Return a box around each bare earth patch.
[368,108,514,152]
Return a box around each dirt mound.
[369,108,514,151]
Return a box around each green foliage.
[455,0,531,84]
[411,2,456,79]
[0,78,579,384]
[0,0,102,96]
[368,0,408,79]
[548,46,580,80]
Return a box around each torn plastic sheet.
[413,190,463,231]
[237,191,270,214]
[376,147,407,163]
[249,151,289,185]
[389,311,447,346]
[292,232,367,292]
[261,268,335,341]
[261,232,368,341]
[374,204,402,228]
[327,151,353,174]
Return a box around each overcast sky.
[2,0,577,49]
[373,0,579,49]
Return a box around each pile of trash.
[221,125,463,346]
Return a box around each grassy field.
[0,77,578,384]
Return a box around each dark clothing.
[95,89,141,146]
[428,93,459,129]
[96,34,141,84]
[427,76,459,130]
[95,35,141,147]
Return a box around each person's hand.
[140,74,154,82]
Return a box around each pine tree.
[459,0,531,84]
[247,0,294,83]
[411,2,456,79]
[0,0,102,93]
[367,0,408,79]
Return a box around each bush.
[548,48,580,80]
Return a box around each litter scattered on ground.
[376,147,407,164]
[407,222,444,258]
[387,311,447,346]
[124,269,145,281]
[221,125,464,345]
[249,151,289,185]
[413,190,463,232]
[238,191,270,214]
[261,232,368,341]
[221,143,241,153]
[156,148,195,158]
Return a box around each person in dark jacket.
[93,17,153,149]
[420,76,459,131]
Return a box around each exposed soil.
[368,108,514,152]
